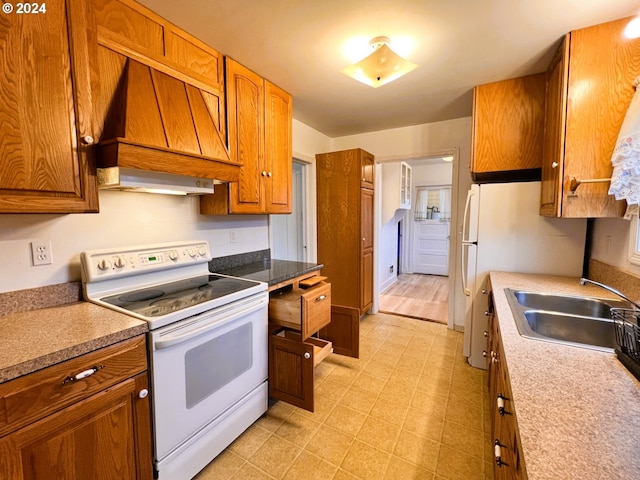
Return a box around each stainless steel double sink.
[504,289,631,352]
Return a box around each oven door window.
[185,323,253,408]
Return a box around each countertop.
[0,301,147,383]
[490,272,640,479]
[214,259,323,286]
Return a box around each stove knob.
[97,259,111,271]
[169,250,179,261]
[114,256,126,268]
[198,246,206,257]
[188,248,196,257]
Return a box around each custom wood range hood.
[96,59,239,193]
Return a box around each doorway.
[270,160,308,261]
[377,154,454,324]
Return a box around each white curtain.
[414,187,429,221]
[439,187,451,221]
[609,75,640,218]
[413,186,451,221]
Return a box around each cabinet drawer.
[269,282,331,340]
[0,335,147,437]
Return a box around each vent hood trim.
[97,59,239,184]
[98,167,216,195]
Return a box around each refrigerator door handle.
[461,188,477,296]
[462,188,475,243]
[461,242,470,296]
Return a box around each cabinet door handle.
[483,330,488,337]
[80,135,94,146]
[267,171,273,177]
[316,294,327,302]
[262,171,267,176]
[138,389,149,399]
[552,162,559,168]
[304,352,311,359]
[494,440,506,467]
[497,394,509,416]
[63,365,104,384]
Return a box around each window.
[414,186,451,221]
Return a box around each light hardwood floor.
[379,274,448,324]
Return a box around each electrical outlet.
[389,265,394,273]
[229,230,237,243]
[31,241,53,266]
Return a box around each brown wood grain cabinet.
[267,274,358,412]
[470,74,546,182]
[317,148,374,319]
[0,336,153,480]
[0,0,99,213]
[200,58,293,215]
[540,17,635,218]
[487,286,527,480]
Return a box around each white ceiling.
[140,0,640,138]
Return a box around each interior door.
[412,220,450,275]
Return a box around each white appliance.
[461,182,587,369]
[81,241,268,480]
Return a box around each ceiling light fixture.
[625,16,640,38]
[341,36,417,88]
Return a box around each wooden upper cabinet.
[541,18,633,218]
[265,81,293,213]
[0,0,98,213]
[225,59,265,213]
[361,150,375,189]
[471,73,546,182]
[200,57,293,215]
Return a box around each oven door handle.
[153,295,266,350]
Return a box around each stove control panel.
[81,241,211,282]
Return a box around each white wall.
[591,217,640,277]
[0,191,268,293]
[329,117,473,326]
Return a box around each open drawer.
[268,329,332,412]
[268,282,331,340]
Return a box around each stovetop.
[100,274,263,318]
[80,241,267,329]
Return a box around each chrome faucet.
[579,278,640,311]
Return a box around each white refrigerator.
[461,181,587,369]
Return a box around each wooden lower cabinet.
[488,293,527,480]
[267,276,359,412]
[0,336,153,480]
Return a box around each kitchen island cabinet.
[488,272,640,479]
[0,0,98,213]
[0,336,153,480]
[540,17,634,218]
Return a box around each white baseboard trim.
[380,276,398,294]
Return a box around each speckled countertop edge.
[0,302,148,383]
[490,272,640,480]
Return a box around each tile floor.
[194,312,493,480]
